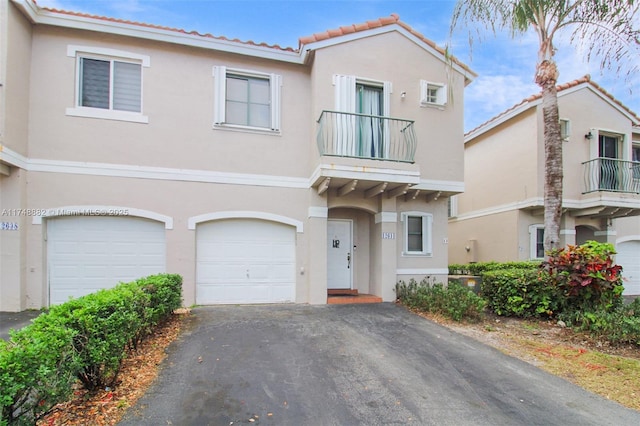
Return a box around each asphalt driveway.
[117,303,640,425]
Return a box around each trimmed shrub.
[449,261,540,276]
[0,318,79,425]
[396,277,486,322]
[481,268,558,318]
[0,273,182,425]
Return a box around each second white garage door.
[47,216,166,306]
[617,240,640,295]
[196,219,296,304]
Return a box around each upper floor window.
[420,80,447,107]
[401,212,433,256]
[66,45,150,123]
[213,66,282,132]
[79,58,141,112]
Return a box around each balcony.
[583,158,640,194]
[317,110,416,163]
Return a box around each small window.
[560,119,571,140]
[402,212,433,256]
[448,196,458,218]
[420,80,447,107]
[529,225,545,259]
[213,66,282,132]
[66,45,149,123]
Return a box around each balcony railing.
[582,158,640,194]
[317,110,416,163]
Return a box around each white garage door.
[196,219,295,304]
[617,240,640,296]
[47,216,166,305]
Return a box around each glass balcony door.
[356,84,384,159]
[599,135,620,190]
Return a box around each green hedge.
[448,261,540,276]
[481,268,558,318]
[0,273,182,425]
[396,277,487,322]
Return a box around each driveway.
[118,303,640,425]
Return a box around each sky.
[36,0,640,132]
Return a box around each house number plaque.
[382,232,395,239]
[332,239,340,248]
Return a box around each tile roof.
[32,0,296,52]
[29,2,472,74]
[298,13,474,75]
[466,75,640,137]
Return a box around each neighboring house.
[448,76,640,295]
[0,0,475,311]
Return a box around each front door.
[327,219,353,289]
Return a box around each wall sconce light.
[465,246,471,252]
[584,131,593,140]
[400,91,406,99]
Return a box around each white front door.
[327,219,352,289]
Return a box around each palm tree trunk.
[537,60,563,252]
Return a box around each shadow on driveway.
[117,303,640,425]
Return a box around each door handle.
[347,252,351,269]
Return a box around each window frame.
[560,118,571,141]
[66,45,150,124]
[529,224,545,260]
[419,80,447,107]
[213,66,282,133]
[401,212,433,256]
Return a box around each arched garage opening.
[194,217,299,304]
[46,215,167,306]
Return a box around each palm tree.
[451,0,639,252]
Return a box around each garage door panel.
[48,216,166,305]
[196,219,296,304]
[617,240,639,296]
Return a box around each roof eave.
[12,0,305,64]
[299,24,476,82]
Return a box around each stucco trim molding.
[396,268,449,275]
[308,207,328,218]
[188,211,303,232]
[32,205,174,229]
[375,212,398,223]
[616,235,640,244]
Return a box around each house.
[0,0,475,311]
[448,76,640,295]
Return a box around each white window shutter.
[383,81,392,114]
[270,73,282,131]
[213,66,227,124]
[333,74,356,112]
[437,84,448,105]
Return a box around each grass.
[509,337,640,410]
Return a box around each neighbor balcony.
[582,158,640,194]
[316,110,416,163]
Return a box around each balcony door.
[356,84,384,158]
[599,135,620,190]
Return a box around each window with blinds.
[79,57,142,113]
